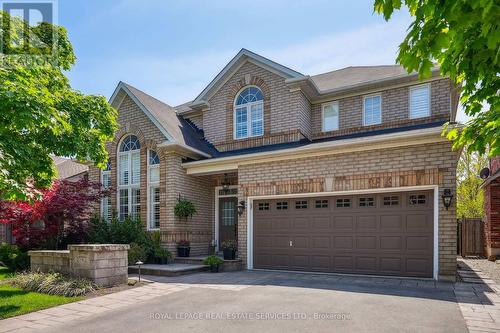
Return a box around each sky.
[54,0,467,121]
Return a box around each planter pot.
[154,257,169,264]
[222,249,236,260]
[177,246,190,257]
[210,265,219,273]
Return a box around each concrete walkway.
[0,267,498,332]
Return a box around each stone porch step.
[128,263,209,277]
[174,256,243,272]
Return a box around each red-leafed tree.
[0,179,108,250]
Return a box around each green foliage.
[203,255,223,267]
[0,266,14,281]
[151,231,171,260]
[0,243,29,271]
[374,0,500,157]
[13,271,95,297]
[456,148,488,218]
[88,216,154,262]
[221,240,237,251]
[128,243,148,264]
[0,284,80,319]
[174,198,197,219]
[0,11,118,201]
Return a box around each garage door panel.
[356,216,377,230]
[379,257,402,273]
[334,216,354,229]
[253,190,433,278]
[356,257,377,271]
[312,236,331,249]
[380,215,403,230]
[380,236,402,250]
[334,236,353,249]
[356,236,377,249]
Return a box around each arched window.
[148,150,160,230]
[234,86,264,139]
[118,135,141,221]
[101,161,112,222]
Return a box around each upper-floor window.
[118,135,141,221]
[410,84,430,119]
[234,86,264,139]
[363,95,381,126]
[322,101,339,132]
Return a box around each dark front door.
[219,197,238,249]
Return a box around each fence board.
[458,218,484,257]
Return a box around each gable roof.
[51,156,89,180]
[191,48,305,106]
[110,82,216,158]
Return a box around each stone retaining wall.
[28,244,129,287]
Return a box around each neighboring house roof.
[109,82,217,158]
[51,156,89,180]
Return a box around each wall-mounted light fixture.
[222,173,230,192]
[237,200,246,216]
[442,189,453,210]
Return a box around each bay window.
[148,150,160,230]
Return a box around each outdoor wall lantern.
[222,173,230,192]
[442,189,453,210]
[237,200,246,216]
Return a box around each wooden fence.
[457,217,484,257]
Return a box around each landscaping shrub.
[128,242,147,264]
[13,271,96,297]
[0,243,29,271]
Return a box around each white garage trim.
[246,185,440,280]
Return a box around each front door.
[219,197,238,249]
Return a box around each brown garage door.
[253,191,434,278]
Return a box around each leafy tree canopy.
[374,0,499,157]
[0,11,118,201]
[456,148,488,218]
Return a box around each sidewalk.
[0,280,188,333]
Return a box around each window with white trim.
[322,101,339,131]
[118,135,141,221]
[410,84,430,118]
[234,86,264,139]
[363,95,381,126]
[101,161,112,222]
[148,150,160,230]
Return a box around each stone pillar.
[69,244,130,287]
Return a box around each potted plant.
[177,240,191,257]
[174,197,197,220]
[154,247,172,264]
[203,255,224,273]
[221,240,237,260]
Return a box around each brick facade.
[237,141,458,280]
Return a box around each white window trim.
[100,169,111,222]
[363,94,382,126]
[233,85,264,140]
[117,136,141,221]
[321,101,339,132]
[409,83,431,119]
[147,150,160,231]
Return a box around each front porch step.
[128,263,209,277]
[174,256,243,272]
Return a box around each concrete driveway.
[31,270,469,333]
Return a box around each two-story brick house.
[89,49,460,281]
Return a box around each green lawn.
[0,284,82,319]
[0,267,14,281]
